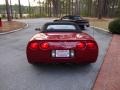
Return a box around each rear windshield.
[46,25,76,30]
[73,16,81,20]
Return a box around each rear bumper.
[27,51,98,64]
[26,40,98,64]
[28,58,97,64]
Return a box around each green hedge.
[108,18,120,34]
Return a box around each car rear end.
[74,20,89,30]
[27,39,98,64]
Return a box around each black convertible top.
[42,22,81,33]
[62,15,82,20]
[63,15,81,17]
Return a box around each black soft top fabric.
[62,15,82,20]
[42,22,81,33]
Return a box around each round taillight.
[87,42,96,48]
[76,42,86,49]
[29,42,39,50]
[40,42,49,50]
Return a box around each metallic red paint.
[26,32,98,64]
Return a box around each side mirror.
[35,28,41,31]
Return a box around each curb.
[90,26,113,36]
[91,26,110,33]
[0,23,28,35]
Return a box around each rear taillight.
[40,42,49,50]
[76,41,97,49]
[76,42,86,49]
[87,41,96,49]
[29,42,39,50]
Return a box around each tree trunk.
[98,0,103,19]
[65,0,67,15]
[87,0,92,16]
[71,0,74,15]
[28,0,31,18]
[52,0,60,17]
[75,0,80,15]
[110,0,118,17]
[68,0,71,15]
[5,0,12,21]
[102,0,108,17]
[10,0,13,19]
[50,2,52,17]
[18,0,22,18]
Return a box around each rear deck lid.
[31,32,94,41]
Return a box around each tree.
[28,0,31,17]
[36,0,42,16]
[35,0,60,17]
[117,0,120,17]
[18,0,22,18]
[98,0,103,19]
[75,0,80,15]
[87,0,92,16]
[10,0,13,18]
[48,0,60,17]
[5,0,12,21]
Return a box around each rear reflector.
[29,42,39,50]
[76,42,86,49]
[40,42,49,50]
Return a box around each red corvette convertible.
[26,22,98,64]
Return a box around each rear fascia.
[26,40,98,64]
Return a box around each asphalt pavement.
[0,19,112,90]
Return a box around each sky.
[0,0,44,6]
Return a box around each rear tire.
[54,20,59,22]
[30,62,39,66]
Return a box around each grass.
[0,21,26,33]
[85,17,113,30]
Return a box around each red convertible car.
[26,22,98,64]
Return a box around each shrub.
[108,18,120,34]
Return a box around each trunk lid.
[31,32,94,41]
